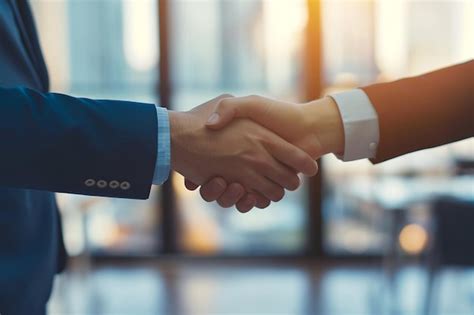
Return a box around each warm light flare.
[399,223,428,255]
[263,0,307,92]
[122,0,158,72]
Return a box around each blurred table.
[342,175,474,314]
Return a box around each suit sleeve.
[361,60,474,163]
[0,85,158,199]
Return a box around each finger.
[199,177,227,202]
[185,179,199,191]
[217,183,245,208]
[254,193,271,209]
[236,193,257,213]
[247,175,285,202]
[260,156,301,191]
[263,134,318,176]
[206,95,270,129]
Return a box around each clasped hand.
[170,94,343,212]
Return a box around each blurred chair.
[424,197,474,315]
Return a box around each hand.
[170,95,318,202]
[190,95,344,212]
[207,95,344,156]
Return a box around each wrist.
[168,111,189,173]
[301,97,344,155]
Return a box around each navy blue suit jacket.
[0,1,158,314]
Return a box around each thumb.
[205,112,230,130]
[206,96,266,130]
[205,99,239,130]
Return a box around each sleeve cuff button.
[120,181,131,190]
[97,180,108,188]
[109,180,120,189]
[85,179,95,187]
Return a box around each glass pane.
[170,0,309,254]
[321,0,474,255]
[31,0,161,255]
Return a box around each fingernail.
[206,113,220,124]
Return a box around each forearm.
[0,86,157,198]
[363,60,474,162]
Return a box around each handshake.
[170,94,344,213]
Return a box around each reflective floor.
[48,259,474,315]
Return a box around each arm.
[200,60,474,210]
[208,61,474,163]
[0,86,158,199]
[0,88,317,202]
[363,60,474,162]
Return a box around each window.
[169,0,309,255]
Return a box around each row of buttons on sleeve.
[84,179,131,190]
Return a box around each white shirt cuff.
[329,89,379,161]
[152,105,171,185]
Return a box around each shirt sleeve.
[328,89,380,161]
[152,105,171,185]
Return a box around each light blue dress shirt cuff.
[152,105,171,185]
[329,89,380,161]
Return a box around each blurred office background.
[28,0,473,314]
